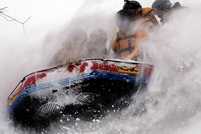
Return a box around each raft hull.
[7,59,153,129]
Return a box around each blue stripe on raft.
[87,71,149,83]
[8,70,149,114]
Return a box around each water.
[1,0,201,133]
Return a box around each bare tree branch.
[0,7,31,33]
[0,7,8,10]
[0,6,8,11]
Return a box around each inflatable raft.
[7,59,153,129]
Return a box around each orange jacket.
[112,31,146,60]
[142,7,158,26]
[56,48,76,62]
[49,48,77,66]
[111,8,157,60]
[132,8,158,35]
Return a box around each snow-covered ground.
[1,0,201,133]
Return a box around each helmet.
[67,27,87,45]
[123,1,142,15]
[90,28,107,43]
[152,0,172,11]
[116,9,135,22]
[115,9,136,32]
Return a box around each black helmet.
[152,0,172,11]
[115,9,136,33]
[115,9,136,29]
[123,0,142,15]
[123,1,142,10]
[116,9,135,22]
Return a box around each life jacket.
[142,7,158,26]
[57,48,76,62]
[112,31,140,60]
[49,48,77,66]
[87,42,108,58]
